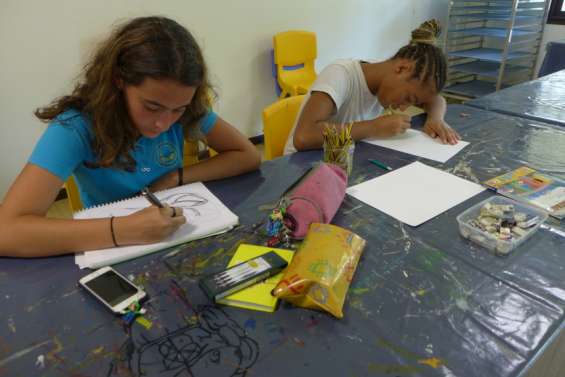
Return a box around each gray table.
[467,70,565,128]
[1,104,564,377]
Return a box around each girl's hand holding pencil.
[372,113,411,138]
[366,106,411,138]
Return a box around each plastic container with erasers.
[457,196,548,256]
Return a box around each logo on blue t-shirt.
[155,141,179,167]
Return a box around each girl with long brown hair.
[0,16,260,257]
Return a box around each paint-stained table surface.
[466,69,565,128]
[1,104,565,377]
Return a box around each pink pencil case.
[282,163,348,239]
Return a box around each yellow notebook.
[216,244,294,313]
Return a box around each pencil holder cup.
[323,141,355,175]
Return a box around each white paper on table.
[363,129,469,163]
[346,161,485,226]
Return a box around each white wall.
[0,0,448,198]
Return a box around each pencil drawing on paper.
[120,192,211,217]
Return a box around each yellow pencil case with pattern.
[272,223,366,318]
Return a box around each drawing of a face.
[133,306,259,377]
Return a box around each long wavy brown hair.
[35,16,214,170]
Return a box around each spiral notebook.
[74,182,239,269]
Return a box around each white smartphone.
[79,266,146,314]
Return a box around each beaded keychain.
[265,199,292,248]
[122,301,146,325]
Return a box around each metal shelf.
[450,61,530,77]
[443,0,549,99]
[450,14,542,21]
[444,80,499,98]
[450,5,545,12]
[450,0,546,5]
[448,27,538,38]
[448,48,531,62]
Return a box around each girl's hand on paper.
[423,119,460,145]
[373,114,411,138]
[115,205,186,245]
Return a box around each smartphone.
[79,266,146,314]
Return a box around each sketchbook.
[363,129,469,163]
[346,161,485,226]
[74,182,239,269]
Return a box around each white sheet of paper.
[363,129,469,163]
[74,182,238,269]
[346,161,485,226]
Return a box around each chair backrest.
[183,139,200,166]
[273,31,317,67]
[262,95,306,160]
[64,175,83,213]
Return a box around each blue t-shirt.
[29,109,218,208]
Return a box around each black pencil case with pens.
[199,251,288,302]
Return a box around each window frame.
[547,0,565,25]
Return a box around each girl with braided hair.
[284,19,459,154]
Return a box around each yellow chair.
[273,31,317,98]
[64,176,83,213]
[183,139,201,167]
[183,140,217,165]
[262,95,305,160]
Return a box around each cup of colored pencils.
[322,122,354,175]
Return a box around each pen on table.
[368,159,392,171]
[141,187,165,208]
